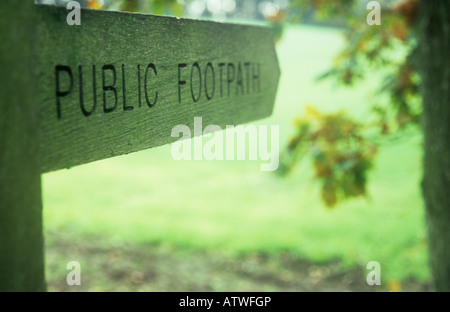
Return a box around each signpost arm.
[0,0,46,291]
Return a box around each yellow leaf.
[87,0,102,9]
[387,280,402,292]
[305,105,322,120]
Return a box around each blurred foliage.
[282,0,420,207]
[87,0,183,16]
[87,0,287,40]
[267,10,287,42]
[279,106,378,207]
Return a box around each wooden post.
[0,0,46,291]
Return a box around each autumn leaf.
[280,106,378,207]
[87,0,102,9]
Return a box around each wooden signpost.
[37,5,280,172]
[0,0,280,291]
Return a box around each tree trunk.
[418,0,450,291]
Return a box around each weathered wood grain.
[36,5,280,172]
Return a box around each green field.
[42,25,429,289]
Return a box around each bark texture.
[419,0,450,292]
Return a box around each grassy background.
[42,25,429,286]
